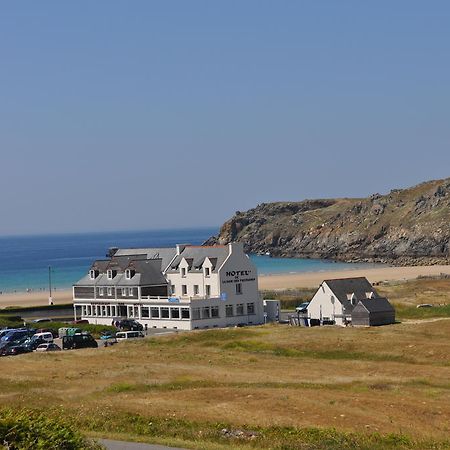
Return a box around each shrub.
[0,408,101,450]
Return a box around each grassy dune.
[1,318,450,449]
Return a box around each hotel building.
[72,242,263,330]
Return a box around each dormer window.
[181,267,186,277]
[125,269,132,280]
[89,270,96,280]
[205,267,210,277]
[366,291,375,299]
[107,270,113,279]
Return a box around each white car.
[35,343,61,352]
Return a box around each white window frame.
[99,287,104,297]
[107,287,113,296]
[89,270,96,280]
[107,270,113,280]
[125,269,131,280]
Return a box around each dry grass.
[1,320,450,448]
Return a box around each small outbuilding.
[351,297,395,326]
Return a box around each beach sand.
[1,264,450,308]
[0,289,73,309]
[258,264,450,290]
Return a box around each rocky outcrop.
[205,178,450,265]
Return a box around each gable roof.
[324,277,377,301]
[168,245,229,272]
[354,297,395,313]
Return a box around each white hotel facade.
[73,243,264,330]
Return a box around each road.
[99,439,186,450]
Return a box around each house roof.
[114,247,178,272]
[168,246,229,273]
[323,277,378,310]
[354,297,395,313]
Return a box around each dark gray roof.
[114,247,177,271]
[354,297,395,313]
[168,246,229,272]
[324,277,378,306]
[126,259,167,285]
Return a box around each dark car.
[62,333,98,350]
[1,329,34,344]
[5,344,32,356]
[117,319,143,331]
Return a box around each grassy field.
[1,277,450,449]
[1,318,450,449]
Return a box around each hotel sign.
[222,269,256,284]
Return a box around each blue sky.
[1,1,449,235]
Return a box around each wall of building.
[307,283,347,326]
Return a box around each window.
[107,270,113,279]
[201,307,210,319]
[161,307,170,319]
[181,267,186,277]
[194,285,199,295]
[121,288,126,297]
[181,308,190,319]
[107,287,113,296]
[205,285,211,297]
[99,287,104,297]
[247,302,255,315]
[125,269,132,279]
[205,267,210,277]
[235,283,242,295]
[150,307,160,318]
[182,285,187,296]
[171,285,176,294]
[128,288,134,297]
[236,303,244,315]
[192,308,201,320]
[141,307,149,318]
[225,305,233,317]
[171,308,180,319]
[211,306,219,318]
[89,270,96,280]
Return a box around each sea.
[0,227,377,293]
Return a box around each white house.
[307,277,392,326]
[73,242,264,330]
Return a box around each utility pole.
[48,266,53,305]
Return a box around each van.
[62,333,98,350]
[31,332,53,343]
[115,331,144,341]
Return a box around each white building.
[307,277,389,326]
[73,242,264,330]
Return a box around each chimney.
[228,242,244,255]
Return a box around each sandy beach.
[258,264,450,290]
[1,264,450,309]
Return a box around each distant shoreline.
[1,264,450,309]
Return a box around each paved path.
[99,438,186,450]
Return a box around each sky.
[1,1,449,236]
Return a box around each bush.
[0,408,101,450]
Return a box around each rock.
[204,177,450,265]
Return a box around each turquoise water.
[0,228,378,293]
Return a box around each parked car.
[117,319,143,331]
[5,344,32,356]
[1,329,34,343]
[296,302,310,313]
[31,332,54,343]
[115,331,145,341]
[35,343,61,352]
[71,319,89,325]
[32,318,53,323]
[62,333,98,350]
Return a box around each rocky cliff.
[205,178,450,265]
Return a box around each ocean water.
[0,228,377,293]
